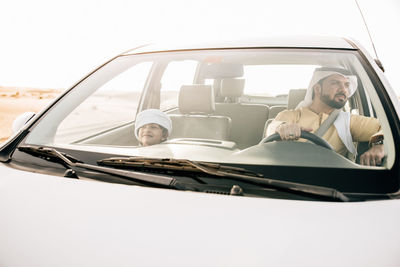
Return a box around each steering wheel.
[259,131,333,150]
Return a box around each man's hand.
[360,144,385,166]
[275,123,313,140]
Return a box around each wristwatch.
[369,135,384,147]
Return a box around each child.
[134,109,172,146]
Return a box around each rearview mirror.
[201,63,243,79]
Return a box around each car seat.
[214,78,269,148]
[169,85,232,140]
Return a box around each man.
[135,109,172,146]
[266,67,384,166]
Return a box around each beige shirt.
[267,107,382,156]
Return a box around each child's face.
[138,123,164,146]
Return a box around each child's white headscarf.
[134,109,172,140]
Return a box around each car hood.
[0,164,399,267]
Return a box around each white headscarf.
[296,67,358,155]
[134,109,172,140]
[296,67,358,109]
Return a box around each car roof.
[122,35,356,55]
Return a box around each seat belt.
[314,109,340,137]
[313,109,356,160]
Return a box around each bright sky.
[0,0,399,95]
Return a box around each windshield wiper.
[17,146,349,201]
[98,157,350,202]
[17,145,186,189]
[99,157,264,177]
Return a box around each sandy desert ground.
[0,87,62,143]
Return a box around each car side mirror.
[12,112,36,134]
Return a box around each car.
[1,36,400,267]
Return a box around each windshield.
[24,48,395,171]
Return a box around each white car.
[1,36,399,267]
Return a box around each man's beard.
[320,93,347,109]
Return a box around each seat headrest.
[179,85,215,114]
[288,89,307,110]
[220,78,245,98]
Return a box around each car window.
[25,49,395,171]
[243,65,317,97]
[54,61,153,144]
[159,60,197,111]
